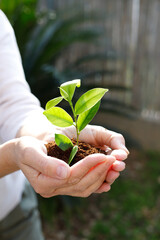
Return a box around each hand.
[14,136,115,197]
[57,125,129,193]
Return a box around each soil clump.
[46,139,106,165]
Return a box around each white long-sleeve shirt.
[0,10,43,220]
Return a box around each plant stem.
[69,101,79,145]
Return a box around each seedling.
[43,79,108,164]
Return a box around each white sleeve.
[0,10,43,142]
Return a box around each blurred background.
[1,0,160,239]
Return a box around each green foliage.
[43,79,108,164]
[77,101,100,132]
[43,106,73,127]
[0,0,108,107]
[55,134,73,151]
[0,0,37,56]
[68,145,78,165]
[0,0,134,119]
[60,79,81,101]
[45,97,63,110]
[75,88,108,115]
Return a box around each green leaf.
[77,101,101,132]
[45,96,63,110]
[43,107,73,127]
[55,134,73,151]
[60,79,81,101]
[59,87,69,101]
[75,88,108,115]
[68,145,78,165]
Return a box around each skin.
[0,13,129,198]
[59,125,128,194]
[0,122,129,198]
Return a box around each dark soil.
[45,139,107,165]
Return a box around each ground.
[39,149,160,240]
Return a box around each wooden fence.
[40,0,160,122]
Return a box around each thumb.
[26,148,70,179]
[40,156,70,179]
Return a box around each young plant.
[43,79,108,164]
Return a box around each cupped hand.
[59,125,129,193]
[14,136,115,198]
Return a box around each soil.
[45,139,107,165]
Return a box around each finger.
[80,170,108,197]
[55,157,114,197]
[19,164,60,197]
[106,170,120,184]
[23,148,70,180]
[111,160,126,171]
[105,130,129,154]
[62,126,77,139]
[34,173,68,196]
[75,157,114,195]
[106,148,128,161]
[32,154,115,197]
[110,150,128,161]
[83,126,129,154]
[68,154,115,184]
[94,182,111,193]
[44,155,115,197]
[20,164,59,197]
[43,128,63,142]
[43,134,55,143]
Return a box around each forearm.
[0,139,19,178]
[0,12,48,142]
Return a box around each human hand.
[58,125,129,193]
[14,136,115,197]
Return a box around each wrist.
[0,139,20,178]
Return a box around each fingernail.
[57,165,68,179]
[121,145,130,154]
[120,151,128,159]
[111,150,127,160]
